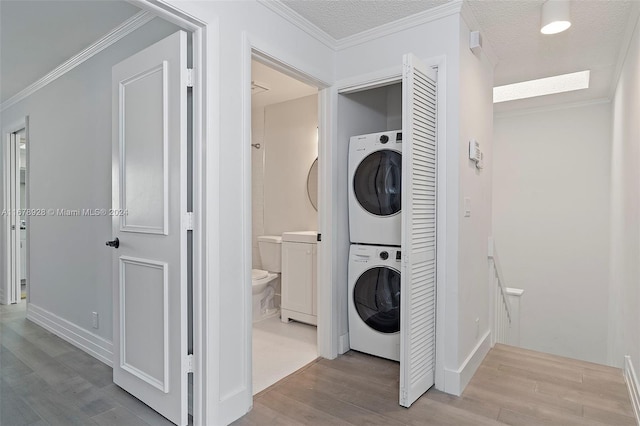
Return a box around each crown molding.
[257,1,465,53]
[494,97,611,119]
[609,2,640,99]
[335,0,464,51]
[1,10,155,112]
[257,0,337,50]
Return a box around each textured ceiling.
[252,60,318,109]
[281,0,637,111]
[467,0,635,112]
[0,0,140,103]
[282,0,452,39]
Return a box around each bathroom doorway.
[250,58,320,394]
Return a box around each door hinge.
[184,212,194,231]
[317,233,322,242]
[186,354,194,374]
[186,68,194,88]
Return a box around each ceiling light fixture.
[493,70,590,103]
[541,0,571,35]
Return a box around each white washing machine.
[349,130,402,246]
[348,244,401,361]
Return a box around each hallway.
[235,344,635,425]
[0,303,176,426]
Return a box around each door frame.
[334,55,448,392]
[128,1,209,424]
[2,117,29,306]
[240,31,336,391]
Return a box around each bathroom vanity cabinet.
[280,231,317,326]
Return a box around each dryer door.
[353,150,402,216]
[353,266,401,333]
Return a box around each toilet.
[252,235,282,322]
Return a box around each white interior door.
[399,53,438,408]
[111,30,188,426]
[3,131,21,305]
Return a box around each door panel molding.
[119,256,169,393]
[118,62,169,235]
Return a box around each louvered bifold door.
[399,53,438,408]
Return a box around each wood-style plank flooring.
[235,344,636,425]
[0,303,178,426]
[2,301,635,426]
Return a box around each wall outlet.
[475,318,480,338]
[92,312,99,329]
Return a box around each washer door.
[353,150,402,216]
[353,266,401,333]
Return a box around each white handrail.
[490,245,512,321]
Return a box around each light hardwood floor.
[0,303,179,426]
[2,301,635,426]
[234,344,636,425]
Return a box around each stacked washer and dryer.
[348,130,403,362]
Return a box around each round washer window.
[353,266,401,333]
[353,150,401,216]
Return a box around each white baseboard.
[624,356,640,425]
[443,330,491,396]
[339,332,350,355]
[27,303,113,367]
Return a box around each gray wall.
[0,17,181,342]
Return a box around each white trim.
[335,0,463,50]
[338,333,350,355]
[240,31,254,411]
[318,88,339,359]
[26,303,114,367]
[610,3,640,99]
[0,11,155,112]
[433,55,448,395]
[494,97,611,119]
[257,0,337,50]
[505,287,524,297]
[443,330,491,396]
[258,0,464,52]
[625,356,640,425]
[118,63,170,235]
[119,257,170,393]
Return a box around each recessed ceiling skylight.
[493,70,590,103]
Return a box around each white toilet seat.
[252,268,269,280]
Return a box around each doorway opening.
[250,58,320,394]
[3,123,28,305]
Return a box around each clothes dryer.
[348,130,402,246]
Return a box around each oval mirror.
[307,158,318,211]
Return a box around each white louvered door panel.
[400,53,437,408]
